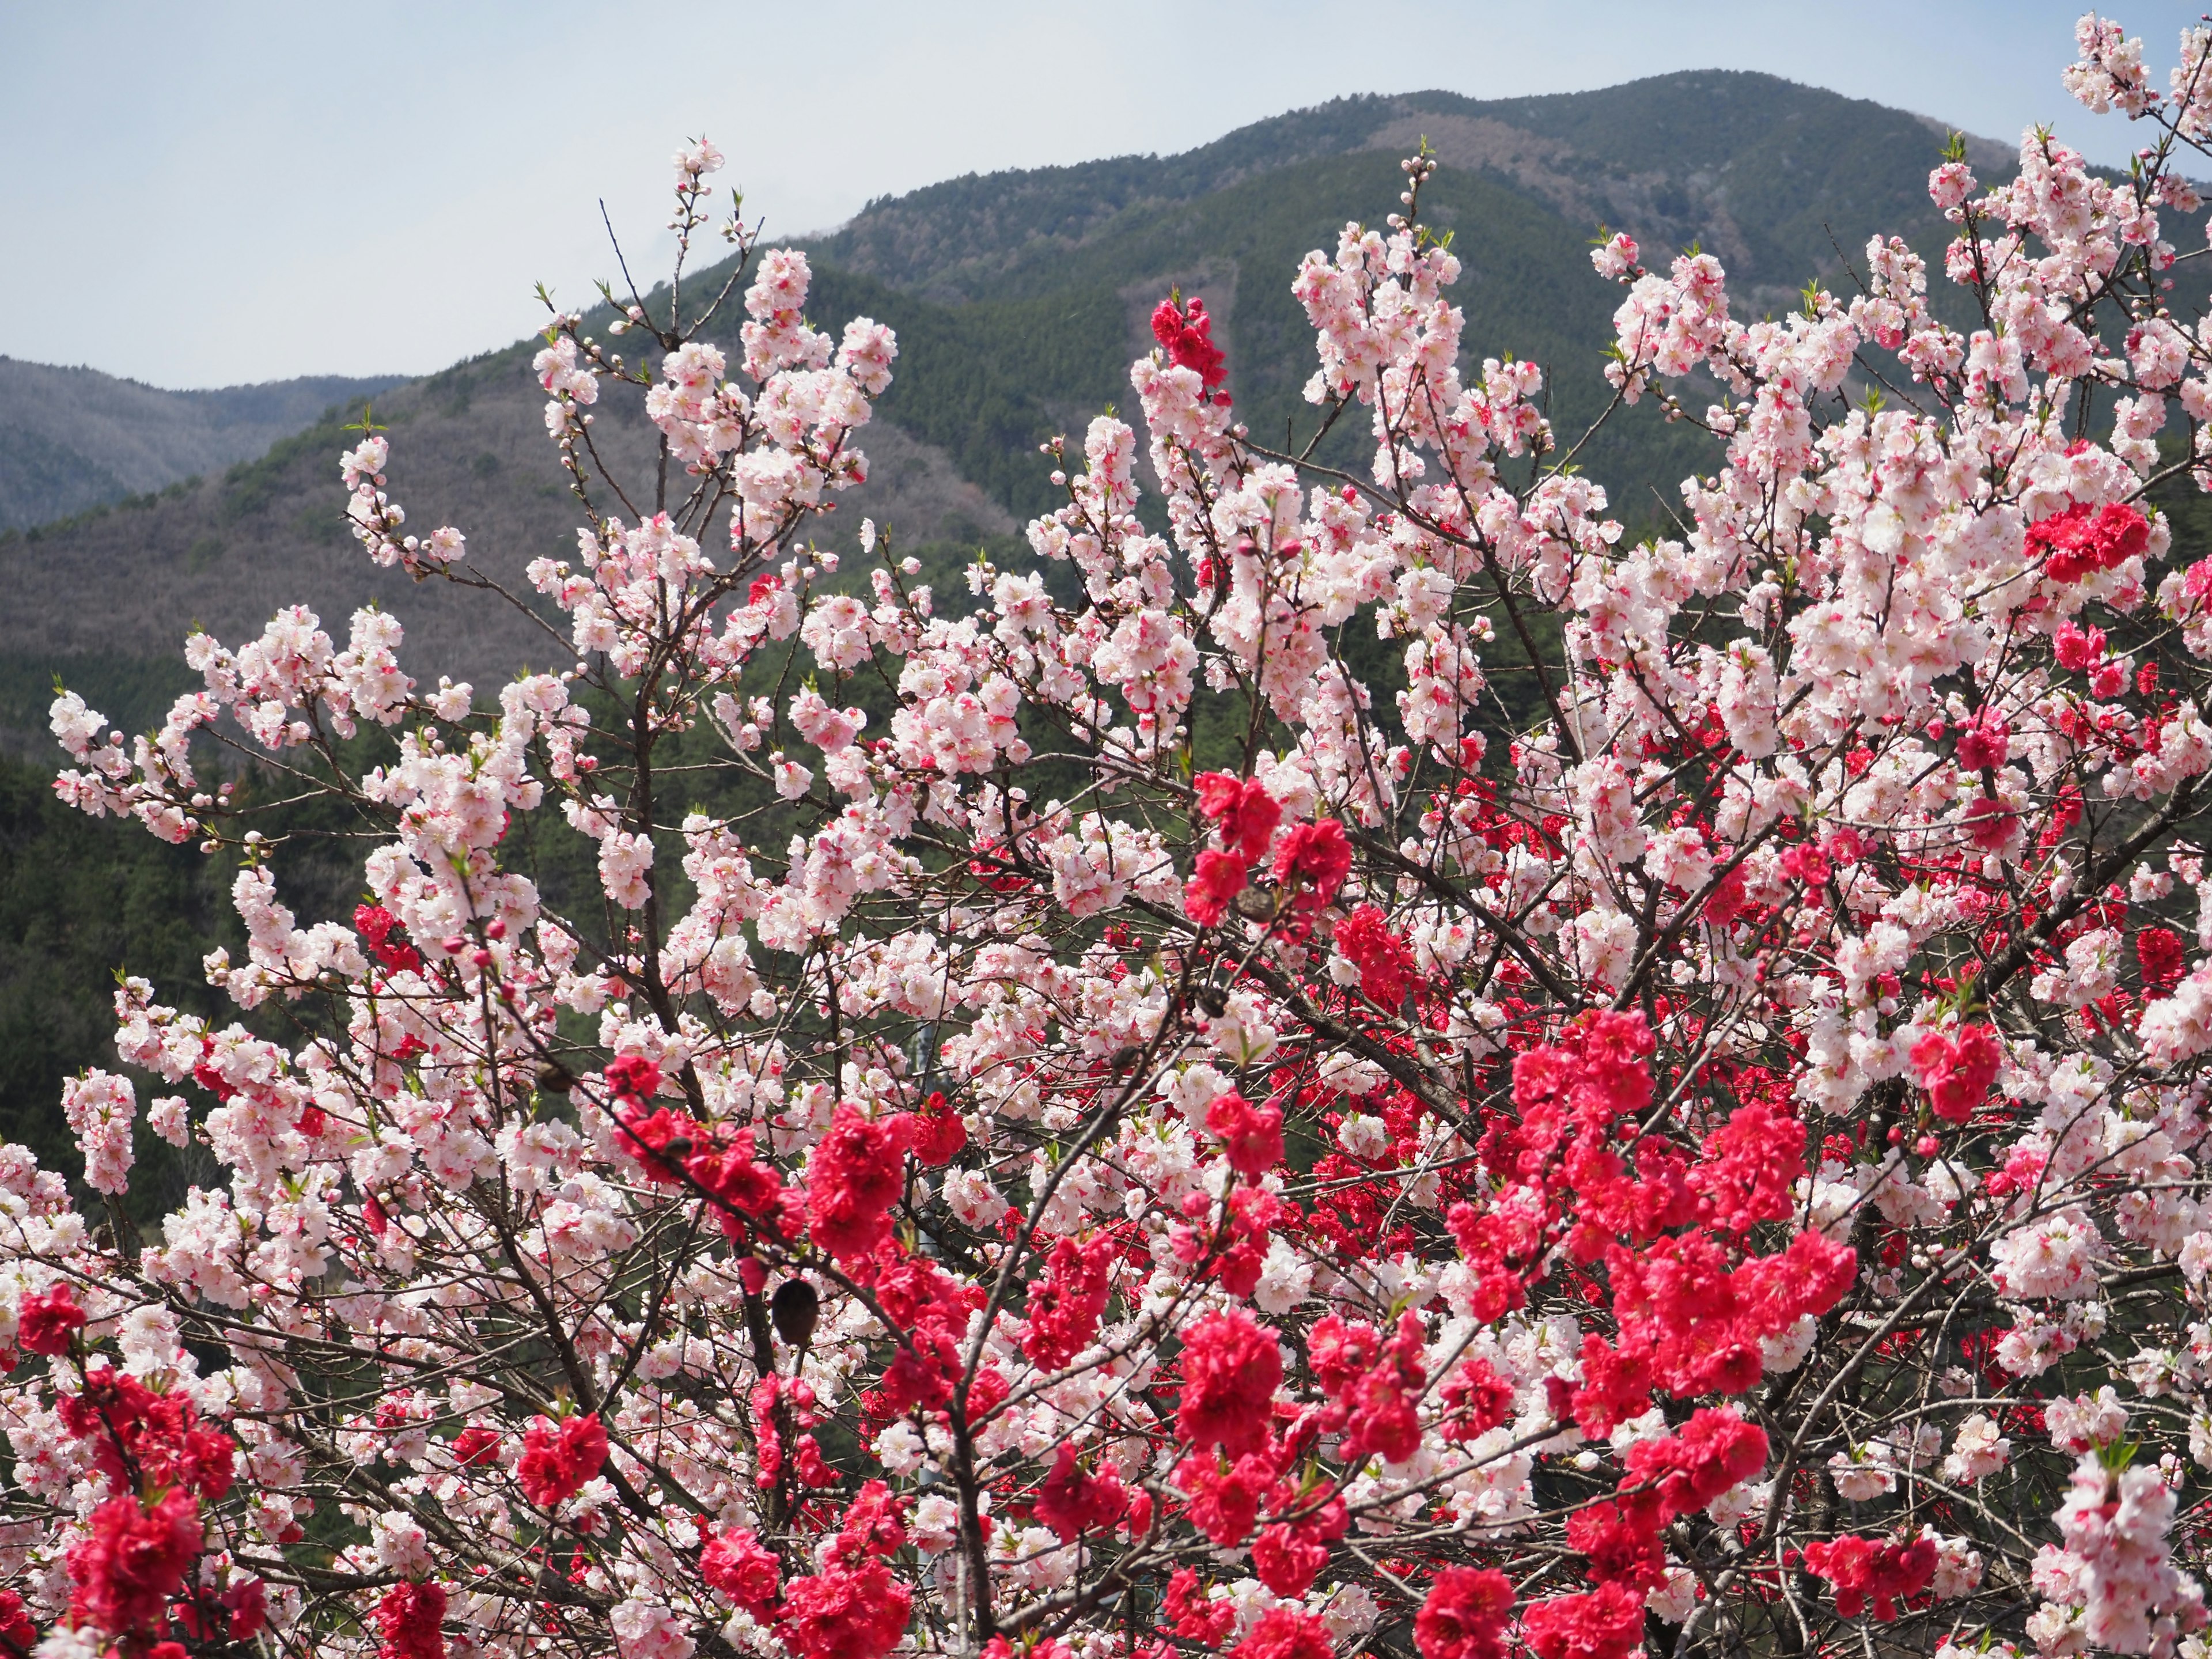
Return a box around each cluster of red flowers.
[1183,771,1354,947]
[353,902,423,974]
[1150,294,1229,392]
[775,1483,914,1659]
[374,1582,448,1659]
[1332,902,1418,1008]
[2027,498,2152,584]
[54,1360,261,1652]
[1411,1567,1514,1659]
[1020,1233,1116,1369]
[615,1089,786,1234]
[1271,819,1354,933]
[516,1412,609,1508]
[1033,1443,1132,1541]
[2141,925,2188,993]
[867,1244,985,1418]
[1184,770,1282,924]
[1172,1180,1283,1297]
[1910,1022,2004,1123]
[700,1525,781,1613]
[1534,1410,1767,1655]
[1802,1533,1939,1620]
[1444,1011,1856,1444]
[1310,1310,1429,1464]
[16,1283,84,1357]
[1177,1309,1282,1456]
[59,1366,237,1502]
[805,1104,915,1263]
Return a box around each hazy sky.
[6,1,2207,388]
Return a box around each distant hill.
[0,359,406,532]
[0,70,2160,740]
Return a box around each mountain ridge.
[808,71,2021,305]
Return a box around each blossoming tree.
[15,13,2212,1659]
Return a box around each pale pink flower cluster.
[59,1071,134,1195]
[2036,1453,2203,1656]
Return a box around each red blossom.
[516,1413,608,1508]
[604,1052,662,1107]
[1165,1569,1236,1644]
[353,903,423,974]
[1802,1532,1937,1620]
[1034,1444,1130,1541]
[1176,1310,1283,1457]
[687,1130,787,1232]
[1205,1090,1285,1179]
[2055,618,2108,671]
[66,1489,201,1636]
[1022,1234,1115,1369]
[450,1426,501,1467]
[778,1559,912,1659]
[1416,1566,1515,1659]
[1964,794,2016,850]
[1334,902,1417,1006]
[17,1283,84,1355]
[1184,849,1249,925]
[1251,1505,1344,1597]
[1172,1446,1275,1544]
[58,1366,236,1501]
[1703,865,1749,923]
[1691,1099,1805,1233]
[1334,1312,1427,1466]
[2139,926,2187,994]
[221,1577,268,1640]
[1228,1606,1334,1659]
[614,1104,702,1183]
[1440,1357,1514,1441]
[2028,499,2150,584]
[374,1581,448,1659]
[1272,819,1352,903]
[837,1480,907,1559]
[1623,1406,1768,1516]
[1778,841,1830,887]
[703,1527,782,1612]
[1954,713,2011,770]
[1520,1581,1647,1659]
[910,1091,967,1165]
[1911,1023,2002,1123]
[1152,296,1229,392]
[1566,1491,1669,1588]
[805,1104,913,1264]
[1194,770,1282,864]
[1570,1335,1656,1438]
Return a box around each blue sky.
[4,1,2205,387]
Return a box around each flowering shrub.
[17,17,2212,1659]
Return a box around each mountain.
[813,74,2017,308]
[0,359,407,533]
[0,71,2145,737]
